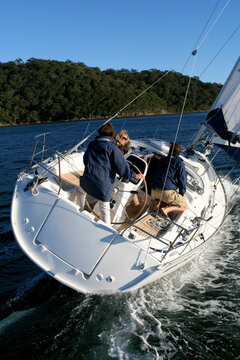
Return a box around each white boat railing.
[26,134,66,197]
[121,211,200,262]
[28,133,50,172]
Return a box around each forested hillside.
[0,58,222,125]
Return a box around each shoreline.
[0,110,207,128]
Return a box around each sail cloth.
[205,57,240,163]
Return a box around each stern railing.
[121,212,200,266]
[26,133,69,195]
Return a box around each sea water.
[0,114,239,359]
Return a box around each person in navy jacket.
[150,143,188,217]
[77,122,144,225]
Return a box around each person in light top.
[115,129,130,155]
[77,123,144,225]
[150,143,188,217]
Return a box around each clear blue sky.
[1,0,239,84]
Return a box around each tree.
[0,59,222,125]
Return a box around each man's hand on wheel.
[136,174,145,179]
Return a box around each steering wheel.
[85,160,148,225]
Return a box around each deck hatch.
[37,198,116,275]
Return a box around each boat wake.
[106,192,240,359]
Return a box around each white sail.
[206,57,240,162]
[211,57,240,132]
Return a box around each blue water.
[0,114,240,359]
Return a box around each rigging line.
[157,54,198,211]
[181,0,221,74]
[196,0,231,51]
[81,120,91,140]
[199,24,240,79]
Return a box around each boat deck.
[53,170,83,190]
[53,171,175,241]
[130,213,171,238]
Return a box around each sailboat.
[11,56,240,294]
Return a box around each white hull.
[11,139,227,294]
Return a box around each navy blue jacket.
[80,136,136,202]
[151,155,187,195]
